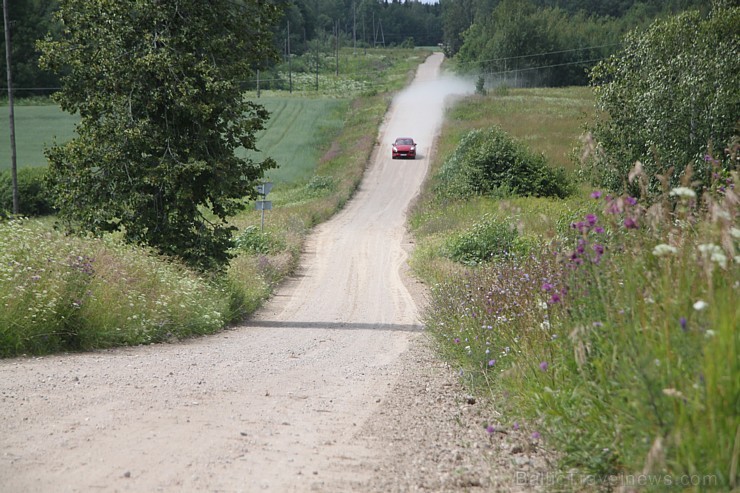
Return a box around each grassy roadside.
[0,48,431,357]
[410,88,738,489]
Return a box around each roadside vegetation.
[411,4,738,489]
[0,47,429,356]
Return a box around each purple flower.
[486,425,496,434]
[512,422,520,430]
[624,217,638,229]
[626,196,638,206]
[594,226,605,234]
[488,359,496,367]
[542,283,553,292]
[591,191,602,199]
[593,244,604,256]
[539,361,549,371]
[531,431,541,440]
[549,293,561,304]
[454,338,460,344]
[585,214,598,226]
[680,317,688,332]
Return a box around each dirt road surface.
[1,54,551,493]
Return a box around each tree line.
[2,0,443,97]
[2,0,714,97]
[442,0,711,86]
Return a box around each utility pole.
[287,21,292,93]
[2,0,18,215]
[315,0,319,91]
[334,19,339,76]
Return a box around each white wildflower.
[652,244,678,257]
[693,300,709,311]
[699,243,728,268]
[669,187,696,199]
[705,330,716,338]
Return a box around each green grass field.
[1,97,348,183]
[241,95,349,184]
[0,104,78,170]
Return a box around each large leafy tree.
[587,2,739,196]
[38,0,281,272]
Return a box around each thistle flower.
[591,191,602,199]
[624,217,638,229]
[539,361,549,371]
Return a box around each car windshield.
[396,139,414,145]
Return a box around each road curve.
[0,52,472,492]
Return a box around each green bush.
[445,214,521,264]
[0,167,55,217]
[434,126,571,200]
[233,225,284,254]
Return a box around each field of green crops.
[0,104,78,170]
[0,96,349,183]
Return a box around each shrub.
[444,213,520,265]
[233,225,284,254]
[0,167,55,217]
[434,126,571,200]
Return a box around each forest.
[2,0,712,97]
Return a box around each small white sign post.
[255,182,273,232]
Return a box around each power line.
[463,43,622,66]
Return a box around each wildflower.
[486,425,496,434]
[705,330,716,338]
[626,196,638,206]
[539,361,549,371]
[549,293,561,304]
[541,283,553,292]
[513,422,520,430]
[669,187,696,199]
[531,431,541,440]
[698,243,728,268]
[693,300,708,311]
[652,244,678,257]
[593,321,603,328]
[488,359,496,367]
[585,214,598,226]
[591,190,602,199]
[624,217,638,229]
[679,317,687,331]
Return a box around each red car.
[392,137,417,159]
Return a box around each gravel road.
[0,53,553,493]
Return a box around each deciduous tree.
[38,0,281,272]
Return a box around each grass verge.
[410,87,738,489]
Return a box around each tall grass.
[411,87,738,489]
